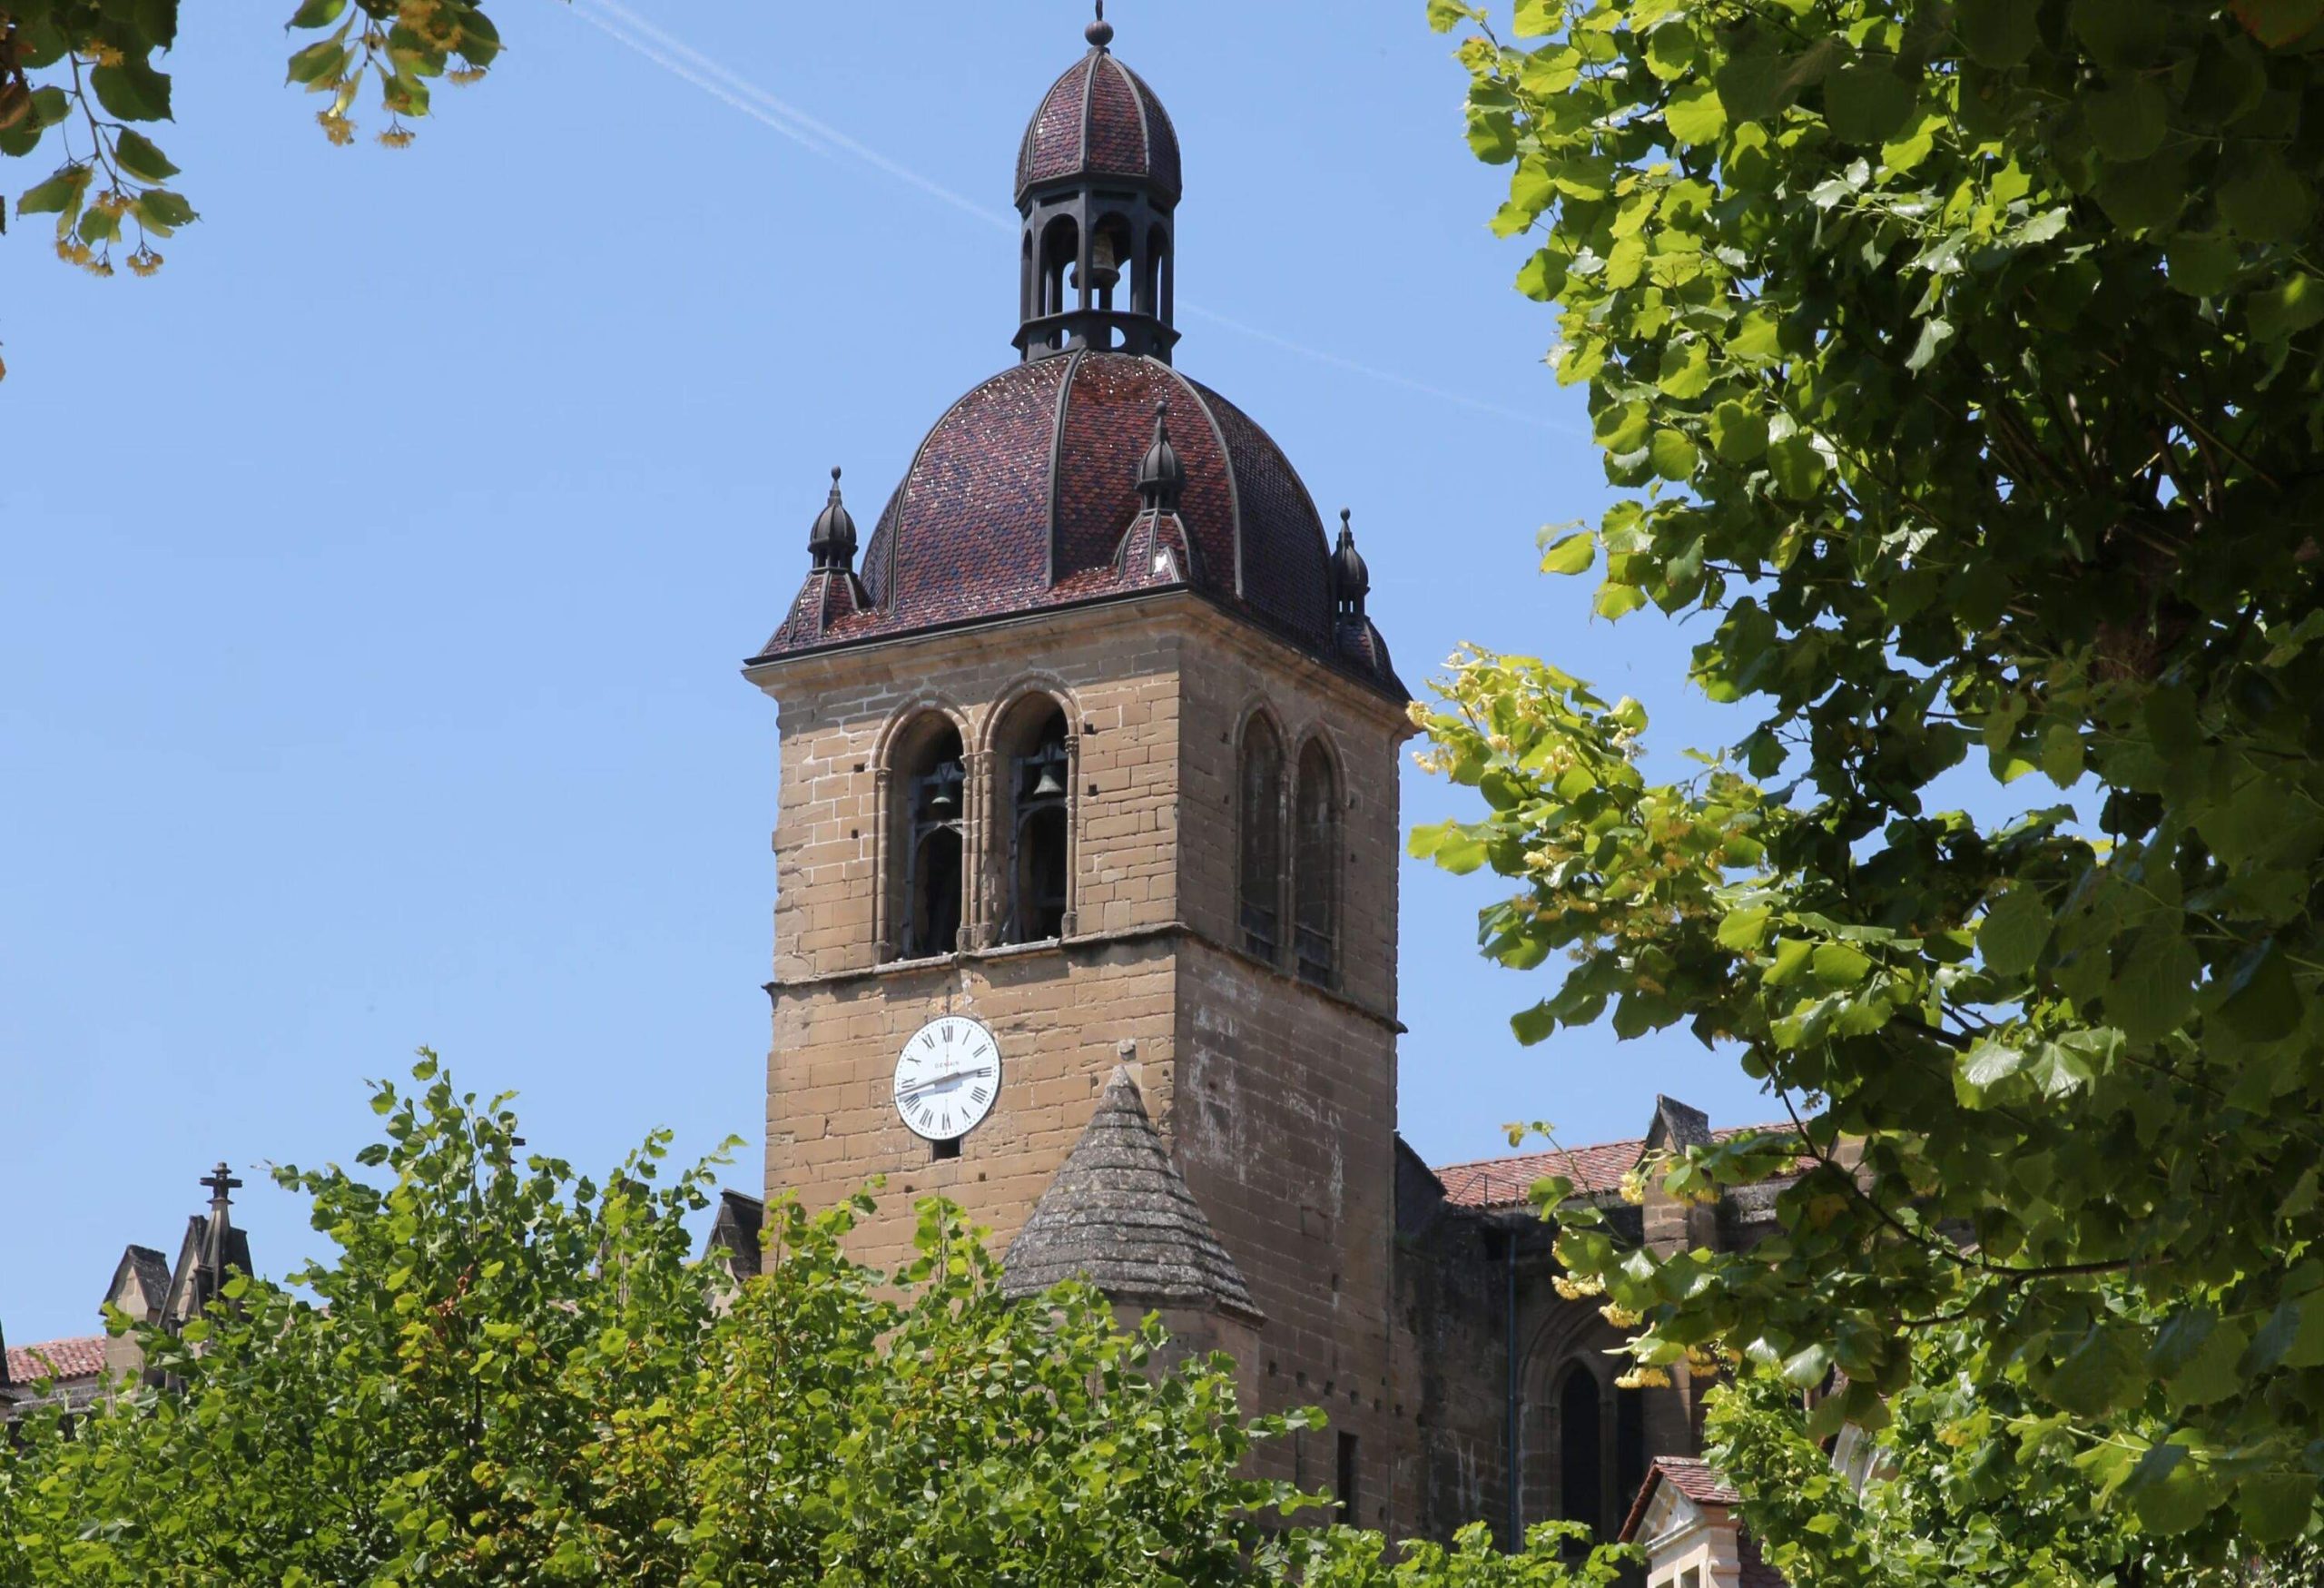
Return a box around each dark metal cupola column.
[1014,4,1182,363]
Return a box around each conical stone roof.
[1001,1066,1262,1324]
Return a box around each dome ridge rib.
[1157,360,1244,598]
[1044,346,1090,587]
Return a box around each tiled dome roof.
[1016,44,1181,202]
[755,351,1403,695]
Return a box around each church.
[5,15,1805,1569]
[713,9,1802,1550]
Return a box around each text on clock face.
[893,1016,1001,1140]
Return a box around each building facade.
[732,12,1802,1545]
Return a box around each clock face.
[892,1015,1001,1141]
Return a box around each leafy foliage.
[1706,1351,2324,1587]
[1417,0,2324,1557]
[0,1,509,377]
[0,1057,1622,1585]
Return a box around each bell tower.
[743,11,1411,1529]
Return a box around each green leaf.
[1764,937,1815,986]
[2166,234,2241,297]
[1717,906,1772,952]
[1540,529,1597,576]
[133,190,198,233]
[2220,151,2314,242]
[2109,932,2200,1048]
[2219,942,2302,1041]
[2044,1324,2144,1416]
[2250,272,2324,342]
[1767,435,1827,500]
[1955,0,2041,65]
[1645,25,1699,82]
[288,0,350,26]
[1663,83,1727,146]
[92,58,172,123]
[16,165,87,216]
[112,129,181,182]
[1657,342,1712,399]
[1709,401,1769,462]
[1649,429,1699,481]
[1979,888,2049,977]
[2040,723,2083,788]
[1824,64,1915,146]
[2236,1472,2319,1545]
[2233,0,2324,47]
[1594,581,1648,620]
[1904,317,1954,373]
[1810,942,1873,987]
[2084,81,2170,162]
[1958,1036,2027,1097]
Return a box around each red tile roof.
[1016,44,1181,201]
[1619,1456,1738,1544]
[6,1335,106,1385]
[1433,1125,1799,1210]
[754,350,1403,696]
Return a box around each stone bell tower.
[742,9,1412,1527]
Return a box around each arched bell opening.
[889,715,967,961]
[991,695,1073,945]
[1038,213,1080,331]
[1146,222,1171,324]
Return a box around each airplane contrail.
[567,0,1578,435]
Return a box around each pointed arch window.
[1559,1364,1604,1536]
[999,699,1071,944]
[892,717,965,961]
[1293,740,1339,988]
[1238,716,1285,962]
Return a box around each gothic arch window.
[1237,713,1285,962]
[1292,738,1340,988]
[993,694,1072,944]
[890,714,966,961]
[1558,1364,1603,1535]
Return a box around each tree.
[1413,0,2324,1560]
[0,1,507,379]
[0,1057,1632,1585]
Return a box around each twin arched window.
[887,700,1074,962]
[1237,715,1342,988]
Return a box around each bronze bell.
[1026,739,1068,801]
[925,763,964,819]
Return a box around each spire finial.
[1137,397,1184,510]
[1086,0,1113,50]
[1332,508,1371,618]
[809,464,859,571]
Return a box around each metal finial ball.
[1087,0,1114,49]
[831,466,842,483]
[1341,508,1352,529]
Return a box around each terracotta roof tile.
[6,1335,105,1385]
[1433,1125,1801,1210]
[753,352,1403,697]
[1017,50,1179,202]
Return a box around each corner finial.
[809,464,859,571]
[1087,0,1113,50]
[1332,508,1371,617]
[1136,398,1184,510]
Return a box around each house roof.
[1001,1065,1262,1323]
[1016,34,1181,202]
[6,1335,106,1386]
[1620,1458,1787,1587]
[1433,1123,1802,1211]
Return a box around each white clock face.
[892,1016,1001,1141]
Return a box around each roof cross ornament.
[199,1161,242,1213]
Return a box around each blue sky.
[0,0,1781,1346]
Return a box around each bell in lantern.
[1081,228,1122,295]
[924,761,965,820]
[1028,741,1068,801]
